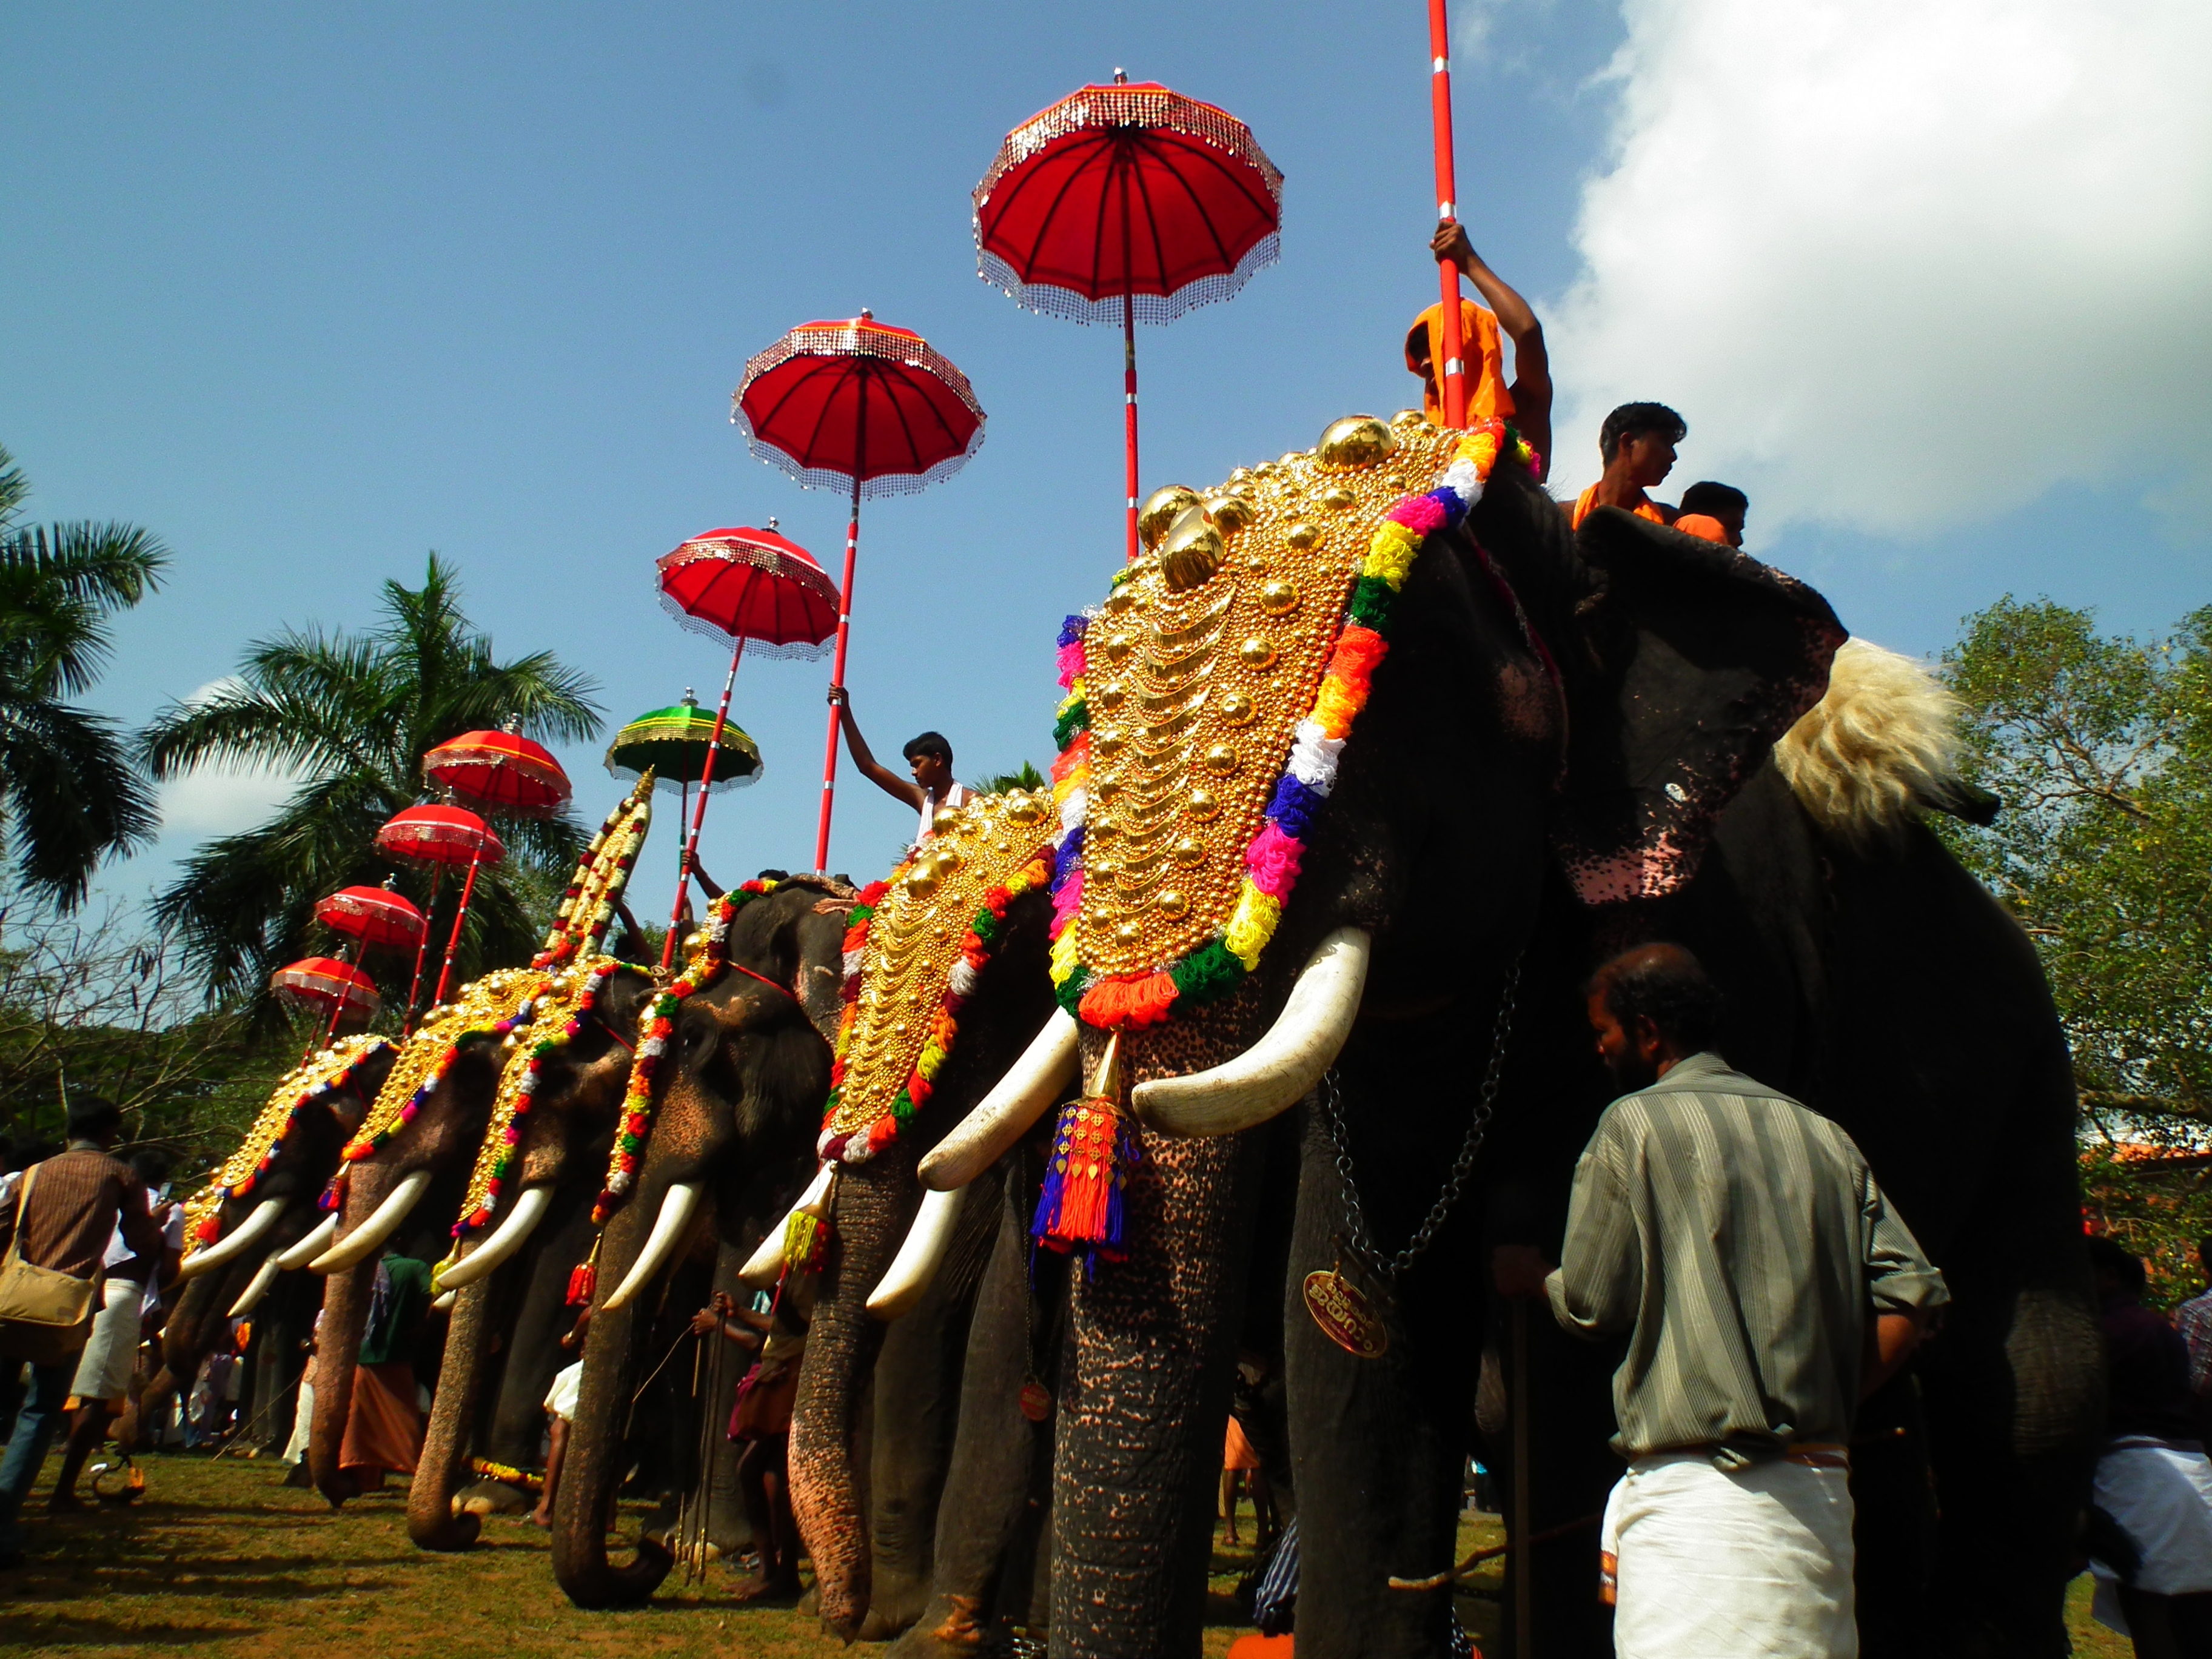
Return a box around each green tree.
[1941,597,2211,1302]
[142,555,602,1017]
[0,443,164,908]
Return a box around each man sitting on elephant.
[1569,401,1686,529]
[1543,943,1948,1659]
[1412,218,1552,472]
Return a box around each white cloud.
[1548,0,2212,537]
[152,680,304,838]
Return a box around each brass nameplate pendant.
[1304,1266,1389,1358]
[1017,1380,1052,1423]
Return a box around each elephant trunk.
[407,1264,491,1550]
[1053,1109,1264,1655]
[308,1255,376,1506]
[550,1190,674,1608]
[788,1146,916,1640]
[119,1261,240,1447]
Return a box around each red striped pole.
[1429,0,1469,429]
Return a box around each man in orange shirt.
[1570,403,1687,530]
[1408,220,1552,477]
[1674,481,1748,548]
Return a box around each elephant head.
[306,969,554,1506]
[406,956,659,1549]
[551,877,845,1609]
[776,796,1064,1640]
[123,1035,395,1449]
[919,414,1841,1655]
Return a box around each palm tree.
[142,555,603,1013]
[0,443,165,909]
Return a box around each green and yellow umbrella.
[604,692,763,794]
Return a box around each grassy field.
[0,1449,2125,1657]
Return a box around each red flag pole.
[664,638,744,973]
[1122,287,1140,565]
[431,847,484,1008]
[1429,0,1468,429]
[401,863,443,1035]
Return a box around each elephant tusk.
[739,1164,833,1289]
[178,1197,286,1279]
[433,1185,553,1291]
[273,1213,339,1270]
[226,1252,283,1318]
[310,1168,433,1273]
[1131,927,1372,1136]
[602,1182,704,1312]
[866,1186,964,1321]
[431,1289,456,1312]
[917,1010,1081,1191]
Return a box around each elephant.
[121,1034,397,1452]
[404,956,660,1549]
[766,797,1064,1643]
[305,970,557,1506]
[550,876,846,1609]
[913,412,2098,1658]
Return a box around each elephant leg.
[1051,1128,1264,1659]
[409,1276,492,1549]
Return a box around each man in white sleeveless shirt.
[826,687,972,851]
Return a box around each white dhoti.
[283,1381,314,1464]
[2087,1437,2212,1635]
[1605,1448,1857,1659]
[66,1278,144,1408]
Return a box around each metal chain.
[1323,957,1520,1281]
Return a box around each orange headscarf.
[1406,299,1512,427]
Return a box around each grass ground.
[0,1450,2129,1657]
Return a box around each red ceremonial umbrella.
[270,956,381,1030]
[309,880,427,1048]
[974,70,1282,563]
[732,313,985,875]
[653,520,838,970]
[375,805,506,1027]
[423,723,572,820]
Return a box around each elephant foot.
[281,1461,313,1488]
[727,1572,804,1606]
[885,1595,993,1657]
[455,1478,534,1517]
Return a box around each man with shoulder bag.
[0,1096,163,1564]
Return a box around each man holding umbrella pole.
[826,686,970,854]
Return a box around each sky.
[4,1,2207,926]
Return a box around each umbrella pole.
[1429,0,1469,429]
[663,638,745,974]
[813,472,863,877]
[431,849,484,1008]
[1122,286,1140,565]
[317,937,366,1056]
[401,865,444,1034]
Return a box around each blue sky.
[5,1,2205,920]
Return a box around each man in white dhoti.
[1543,944,1950,1658]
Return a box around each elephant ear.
[1549,505,1845,903]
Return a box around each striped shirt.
[1546,1053,1948,1461]
[0,1144,163,1282]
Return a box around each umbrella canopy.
[607,697,762,793]
[313,885,427,954]
[422,728,572,819]
[974,78,1283,324]
[375,805,506,870]
[733,312,986,498]
[269,956,381,1021]
[657,520,839,654]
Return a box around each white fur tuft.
[1774,638,1966,843]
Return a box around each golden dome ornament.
[1158,506,1226,592]
[1204,492,1259,534]
[1139,486,1202,550]
[1318,414,1398,469]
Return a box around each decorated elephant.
[549,875,846,1608]
[121,1034,397,1452]
[759,793,1063,1642]
[913,413,2097,1658]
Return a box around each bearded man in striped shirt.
[1541,943,1949,1659]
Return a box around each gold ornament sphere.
[1237,636,1278,669]
[1156,890,1190,918]
[1088,814,1119,840]
[1218,691,1257,726]
[1228,467,1256,487]
[1139,485,1202,550]
[1204,492,1259,534]
[1004,794,1044,826]
[1186,788,1219,820]
[1391,408,1427,430]
[1285,523,1321,551]
[1259,580,1299,615]
[1384,474,1407,491]
[905,866,940,899]
[1279,452,1304,470]
[1113,919,1142,945]
[1159,506,1225,592]
[931,842,962,875]
[933,806,965,834]
[1321,486,1356,512]
[1204,744,1240,776]
[1093,730,1126,757]
[1094,778,1123,802]
[1171,837,1205,868]
[1318,414,1398,469]
[1104,586,1136,615]
[1093,682,1126,711]
[1099,633,1134,665]
[1088,857,1117,883]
